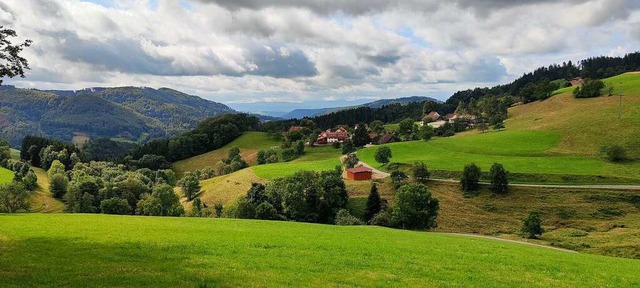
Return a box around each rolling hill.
[0,86,235,147]
[358,72,640,183]
[0,214,638,287]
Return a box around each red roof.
[346,165,372,174]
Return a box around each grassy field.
[172,132,281,177]
[252,146,342,179]
[28,167,65,213]
[358,73,640,182]
[0,166,13,184]
[9,148,20,160]
[0,214,639,287]
[195,168,266,207]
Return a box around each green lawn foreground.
[0,214,639,288]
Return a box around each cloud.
[1,0,639,106]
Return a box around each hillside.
[280,96,439,119]
[1,214,638,287]
[0,86,235,147]
[358,72,640,183]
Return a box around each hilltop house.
[346,165,373,181]
[570,77,583,86]
[316,127,350,144]
[424,111,442,122]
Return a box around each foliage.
[412,162,430,183]
[255,202,278,220]
[100,198,133,215]
[374,146,392,165]
[281,148,297,162]
[574,79,605,98]
[335,209,364,225]
[0,182,29,212]
[602,145,627,162]
[353,123,371,147]
[460,163,482,193]
[0,26,32,85]
[342,153,359,169]
[180,172,201,201]
[341,139,356,154]
[49,173,69,199]
[214,202,224,217]
[521,211,544,239]
[392,183,439,230]
[418,124,434,140]
[369,211,394,227]
[137,184,184,216]
[365,183,382,222]
[257,149,279,165]
[489,163,509,194]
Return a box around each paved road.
[356,159,640,190]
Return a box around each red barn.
[346,165,373,181]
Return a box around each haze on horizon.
[1,0,638,110]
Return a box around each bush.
[49,173,69,198]
[335,209,364,225]
[602,145,627,162]
[281,148,297,162]
[234,197,256,219]
[521,211,544,239]
[412,162,430,183]
[369,211,393,227]
[460,163,482,193]
[255,202,278,220]
[343,153,359,169]
[573,79,605,98]
[374,146,392,165]
[100,198,133,215]
[214,202,224,217]
[489,163,509,194]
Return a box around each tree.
[137,184,184,216]
[181,172,201,201]
[0,182,30,213]
[370,120,385,134]
[0,26,32,85]
[489,163,509,194]
[412,162,430,183]
[257,150,267,165]
[374,146,392,165]
[335,209,364,225]
[50,173,69,199]
[234,196,256,219]
[100,198,133,215]
[390,170,408,189]
[255,202,278,220]
[246,183,267,206]
[521,211,544,239]
[398,118,414,137]
[364,183,382,222]
[342,153,359,169]
[603,145,627,162]
[353,124,370,147]
[418,124,434,140]
[392,184,439,230]
[573,79,605,98]
[295,140,305,155]
[460,163,482,193]
[341,139,355,155]
[47,160,66,179]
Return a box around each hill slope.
[0,86,235,147]
[280,96,439,119]
[0,214,638,287]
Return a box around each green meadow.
[0,214,639,287]
[0,166,13,184]
[252,146,342,179]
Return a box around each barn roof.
[347,165,373,174]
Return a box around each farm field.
[1,214,639,288]
[172,132,281,177]
[252,145,342,179]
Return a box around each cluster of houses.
[422,111,476,129]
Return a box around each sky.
[1,0,639,112]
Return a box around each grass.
[0,167,13,184]
[9,148,20,160]
[172,132,281,178]
[252,146,342,179]
[195,168,266,207]
[28,167,64,213]
[0,213,639,287]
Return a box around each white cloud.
[1,0,639,106]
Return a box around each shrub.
[234,197,256,219]
[521,211,543,239]
[0,182,30,213]
[602,145,627,162]
[460,163,482,193]
[335,209,364,225]
[489,163,509,194]
[374,146,392,165]
[255,202,278,220]
[214,202,224,217]
[412,162,430,183]
[369,211,393,227]
[281,148,297,162]
[573,79,605,98]
[343,153,359,169]
[100,198,132,215]
[50,173,69,198]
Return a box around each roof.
[378,133,397,144]
[346,165,372,174]
[425,111,441,120]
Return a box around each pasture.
[0,167,13,184]
[252,145,342,179]
[0,214,639,287]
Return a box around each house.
[427,120,447,128]
[315,128,350,144]
[570,77,583,86]
[424,111,442,122]
[288,126,303,133]
[378,133,399,145]
[346,165,373,181]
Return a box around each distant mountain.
[280,96,440,119]
[0,86,235,147]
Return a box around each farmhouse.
[346,165,373,181]
[288,126,304,133]
[378,133,399,144]
[424,111,442,122]
[316,127,350,144]
[570,77,583,86]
